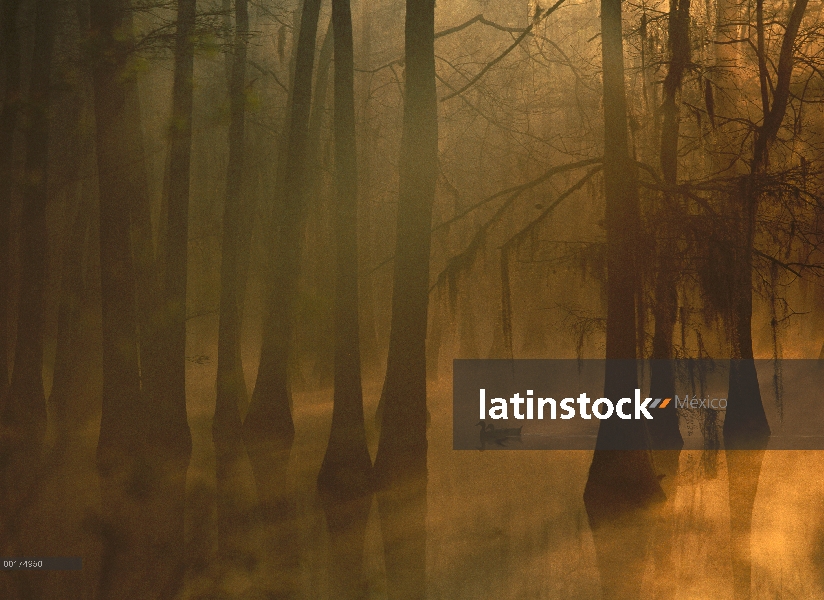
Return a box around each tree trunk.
[89,0,186,596]
[723,4,807,599]
[373,0,437,597]
[0,0,21,403]
[373,0,437,485]
[583,0,665,596]
[648,0,689,454]
[317,0,372,498]
[156,0,196,452]
[0,0,54,535]
[316,0,373,591]
[305,16,335,390]
[50,154,93,444]
[722,0,808,475]
[142,1,198,594]
[307,17,333,185]
[584,0,663,502]
[243,0,322,506]
[88,0,144,576]
[647,5,690,594]
[214,0,252,559]
[357,0,381,379]
[124,68,161,403]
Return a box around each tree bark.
[647,6,690,595]
[724,0,807,451]
[305,16,335,390]
[125,63,161,403]
[87,0,143,593]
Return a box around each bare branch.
[440,0,567,102]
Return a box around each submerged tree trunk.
[584,0,663,504]
[723,177,770,600]
[648,2,689,594]
[89,0,189,596]
[724,5,807,599]
[243,0,322,506]
[373,0,437,597]
[317,0,372,498]
[214,0,252,559]
[88,0,147,595]
[141,1,198,594]
[373,0,437,485]
[584,0,665,596]
[0,0,21,402]
[317,0,373,592]
[158,0,196,456]
[0,0,54,537]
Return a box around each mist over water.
[1,0,824,596]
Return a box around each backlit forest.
[1,0,824,597]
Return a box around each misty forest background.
[1,0,824,597]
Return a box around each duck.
[477,420,523,449]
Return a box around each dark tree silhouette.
[0,0,20,404]
[373,0,437,490]
[648,0,689,453]
[724,3,808,599]
[647,2,690,595]
[583,0,664,506]
[373,0,438,597]
[158,0,196,458]
[144,0,198,595]
[89,0,192,596]
[724,0,808,450]
[214,0,251,558]
[88,0,148,596]
[305,16,335,389]
[317,3,374,596]
[243,0,322,506]
[0,0,54,534]
[583,0,665,595]
[317,0,372,498]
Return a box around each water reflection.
[2,382,823,598]
[378,477,427,600]
[321,493,373,600]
